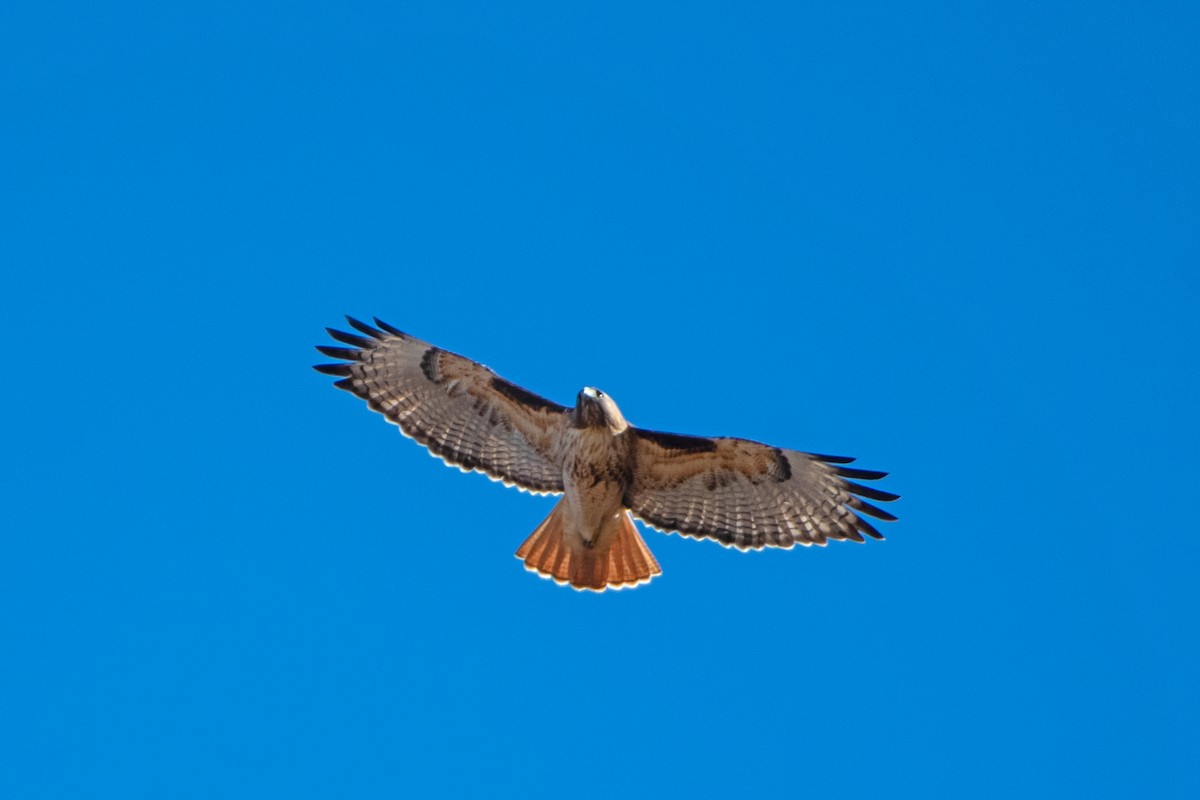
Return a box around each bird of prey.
[314,318,898,592]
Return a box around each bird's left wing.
[625,429,898,549]
[315,317,568,495]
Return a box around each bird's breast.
[559,430,633,545]
[561,429,632,487]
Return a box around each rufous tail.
[515,502,662,592]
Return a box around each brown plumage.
[315,317,898,592]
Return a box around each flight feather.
[315,317,568,495]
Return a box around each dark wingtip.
[313,362,353,376]
[315,345,361,360]
[326,327,373,348]
[345,315,384,339]
[812,453,856,464]
[332,377,357,391]
[845,481,900,503]
[854,515,886,540]
[836,466,888,481]
[850,496,899,521]
[373,317,405,337]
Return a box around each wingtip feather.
[325,327,373,348]
[315,345,361,360]
[844,481,900,503]
[345,315,384,339]
[812,453,856,464]
[854,515,886,540]
[836,466,888,480]
[850,496,899,521]
[373,317,406,337]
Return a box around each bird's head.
[574,387,629,435]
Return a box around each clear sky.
[2,1,1197,797]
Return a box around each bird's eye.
[596,390,604,397]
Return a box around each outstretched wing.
[314,317,568,495]
[625,429,898,549]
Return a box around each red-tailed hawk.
[315,318,898,591]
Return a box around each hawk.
[314,317,898,591]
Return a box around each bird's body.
[559,422,630,549]
[555,388,633,545]
[315,318,898,591]
[519,389,659,589]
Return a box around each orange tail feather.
[515,503,661,592]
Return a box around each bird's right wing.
[315,317,568,495]
[625,428,897,549]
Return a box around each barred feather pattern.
[625,432,898,550]
[315,317,568,495]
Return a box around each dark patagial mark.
[636,429,718,454]
[490,378,567,414]
[420,347,443,383]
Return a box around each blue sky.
[2,1,1197,797]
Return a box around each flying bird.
[314,318,898,591]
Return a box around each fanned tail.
[515,501,661,592]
